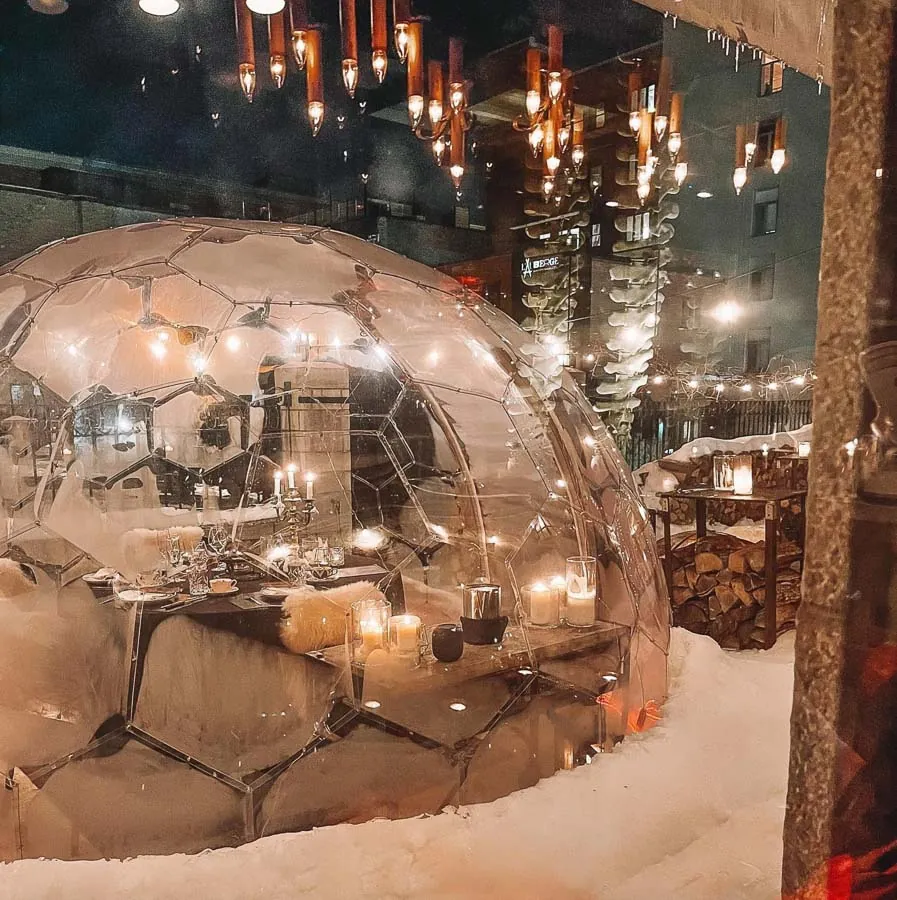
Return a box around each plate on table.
[81,571,116,586]
[259,585,289,601]
[116,589,178,605]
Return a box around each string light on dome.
[149,339,168,360]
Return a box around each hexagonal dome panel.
[0,220,669,860]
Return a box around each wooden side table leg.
[695,498,707,539]
[661,503,674,603]
[764,502,779,649]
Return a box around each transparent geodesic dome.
[0,219,669,860]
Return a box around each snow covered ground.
[0,629,795,900]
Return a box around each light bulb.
[629,110,641,135]
[407,94,424,128]
[139,0,179,14]
[711,300,742,324]
[239,63,256,102]
[668,132,682,157]
[528,123,544,156]
[292,31,307,68]
[394,23,409,63]
[733,165,748,194]
[525,89,541,119]
[647,154,658,177]
[557,125,571,153]
[372,50,388,83]
[433,136,446,165]
[745,141,757,163]
[428,99,444,127]
[342,59,359,97]
[542,176,554,200]
[637,181,650,203]
[654,114,668,141]
[246,0,285,12]
[771,148,787,174]
[547,72,562,102]
[571,145,585,169]
[307,100,325,136]
[450,85,465,112]
[450,163,464,189]
[270,54,286,89]
[546,155,560,176]
[674,161,688,185]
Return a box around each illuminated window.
[625,212,651,243]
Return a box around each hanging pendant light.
[448,38,465,112]
[339,0,359,98]
[138,0,177,15]
[449,110,465,188]
[234,0,257,102]
[371,0,389,83]
[306,28,325,135]
[288,0,309,68]
[393,0,411,64]
[525,47,542,120]
[571,116,585,171]
[675,161,688,186]
[733,123,748,194]
[268,10,287,88]
[655,55,671,141]
[546,25,563,103]
[428,60,445,128]
[668,92,683,156]
[433,136,446,165]
[247,0,285,14]
[771,117,788,174]
[406,20,424,128]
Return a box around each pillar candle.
[528,582,554,625]
[389,615,421,654]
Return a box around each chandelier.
[625,59,687,206]
[512,26,585,202]
[732,117,787,195]
[407,34,473,189]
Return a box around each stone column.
[783,0,897,895]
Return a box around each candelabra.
[273,466,318,545]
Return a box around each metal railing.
[624,397,814,470]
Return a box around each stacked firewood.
[669,532,802,650]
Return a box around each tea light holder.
[565,556,597,627]
[732,455,754,495]
[349,597,390,663]
[388,614,423,664]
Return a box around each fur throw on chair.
[280,581,389,655]
[0,557,38,600]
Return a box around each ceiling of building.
[634,0,833,84]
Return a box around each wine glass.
[207,523,228,556]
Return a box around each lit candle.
[733,456,754,495]
[389,614,421,654]
[287,464,296,490]
[550,575,566,620]
[305,472,316,500]
[274,470,283,497]
[798,442,811,458]
[565,588,596,627]
[528,582,553,626]
[361,615,385,653]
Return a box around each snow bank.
[637,423,813,509]
[0,629,794,899]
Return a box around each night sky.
[0,0,660,200]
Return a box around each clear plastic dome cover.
[0,220,668,859]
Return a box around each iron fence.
[623,397,814,471]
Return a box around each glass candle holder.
[388,614,423,664]
[349,597,390,663]
[328,545,345,568]
[732,455,754,495]
[565,556,597,627]
[713,453,735,491]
